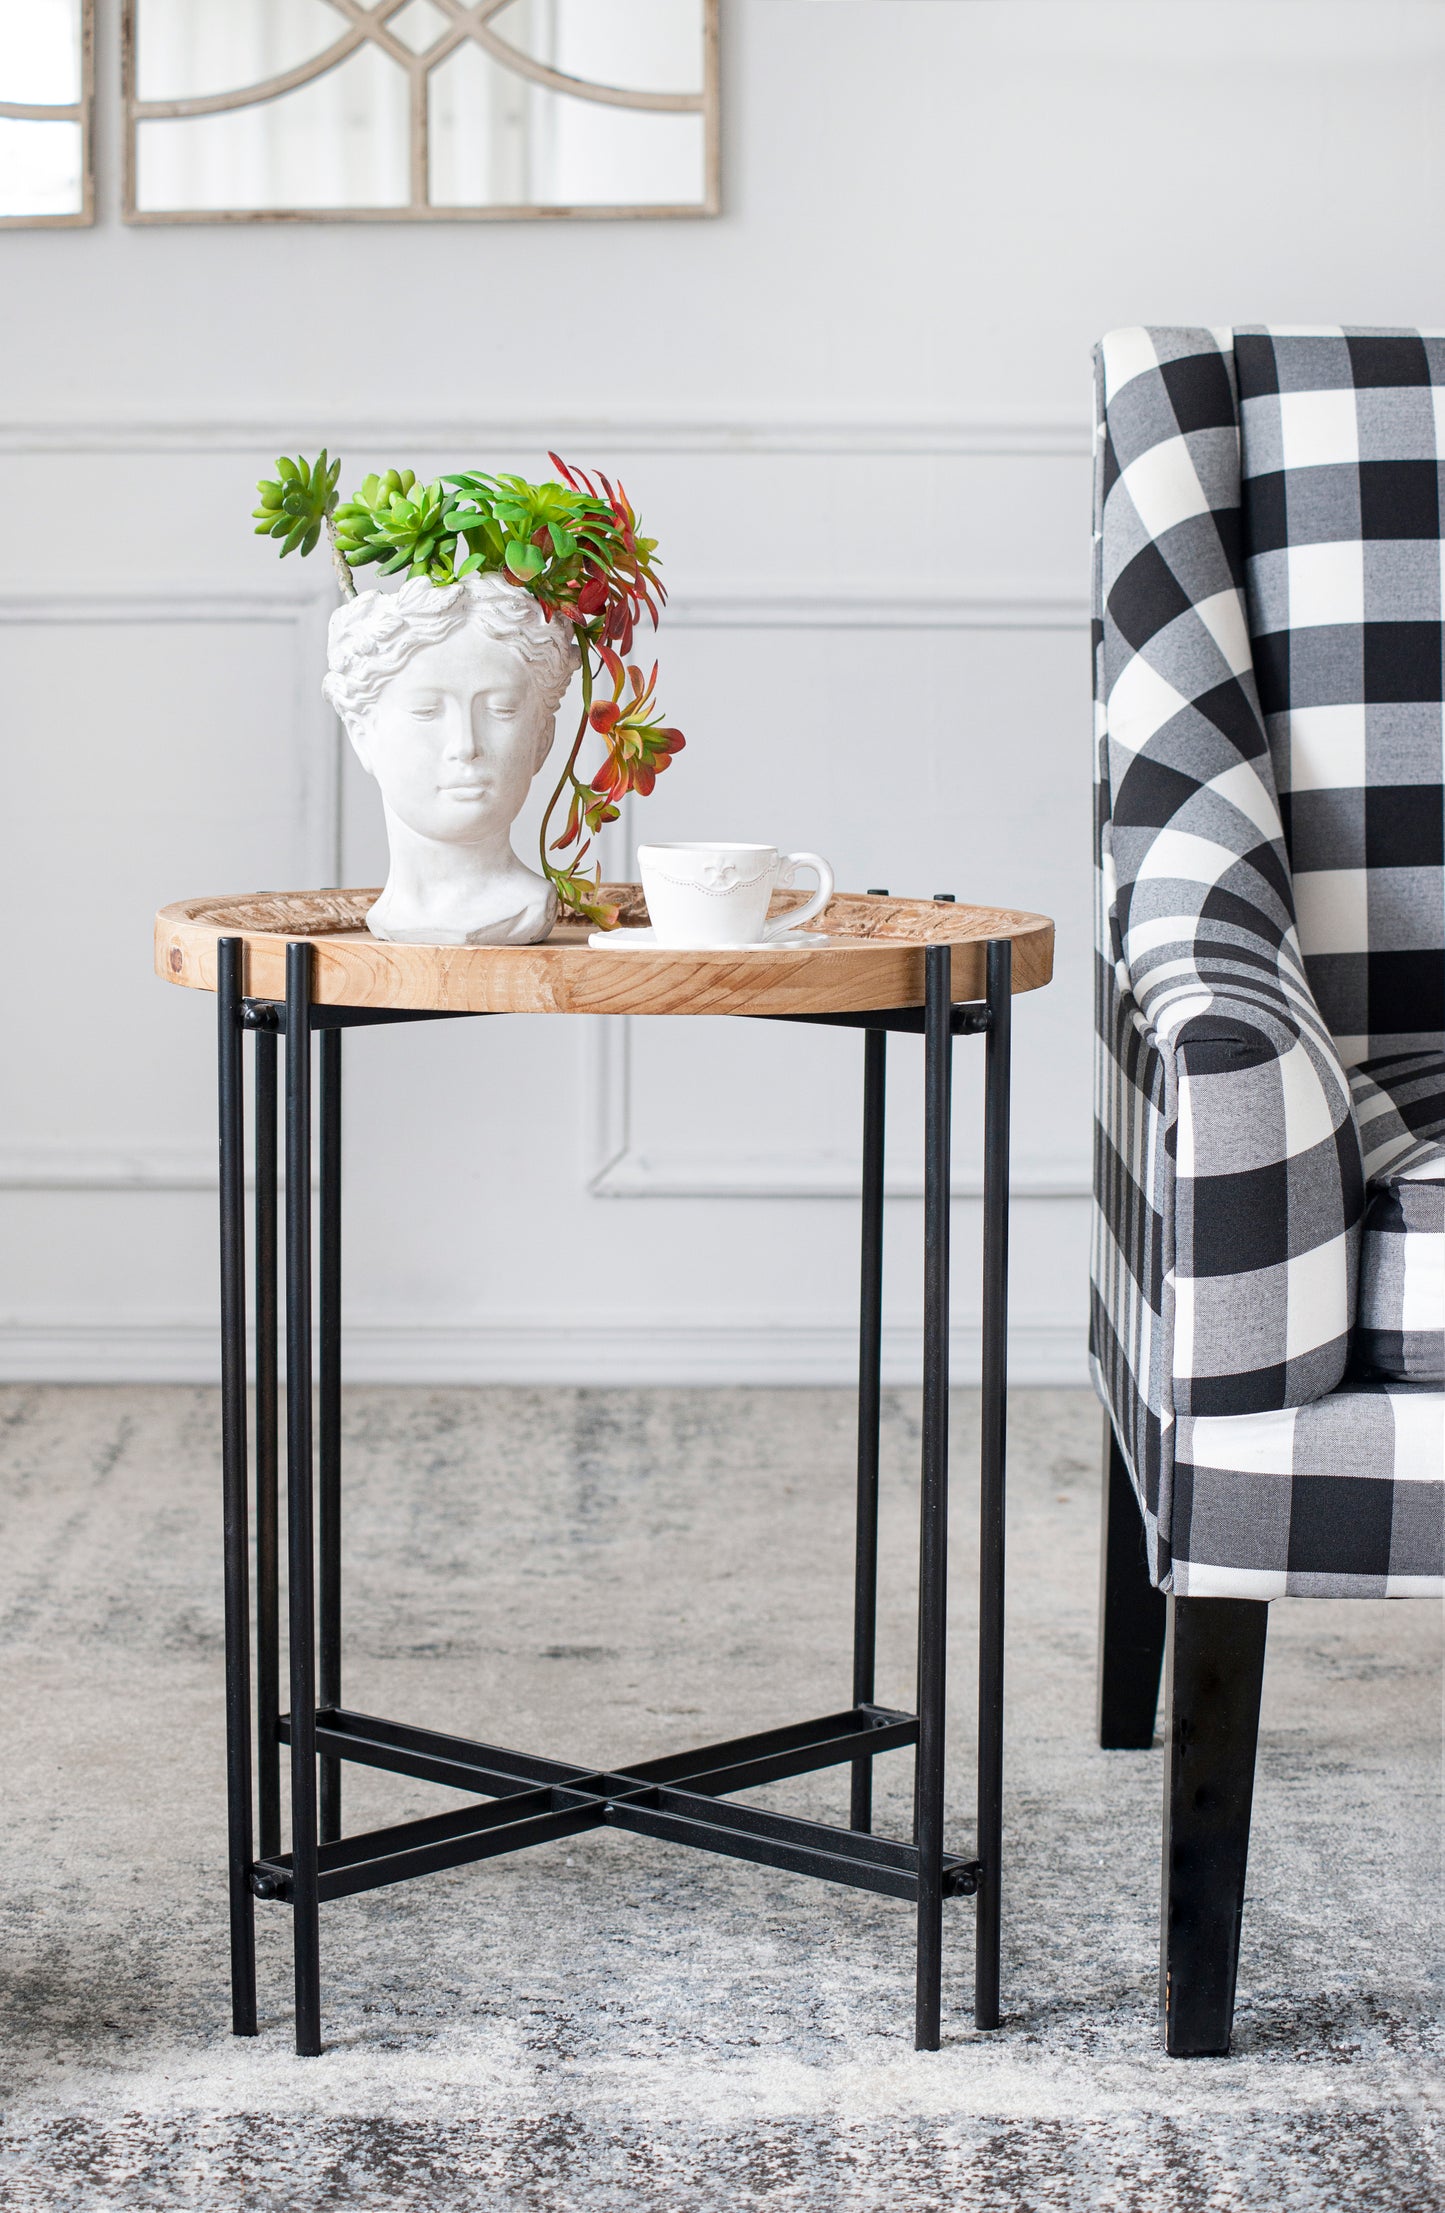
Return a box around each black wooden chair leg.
[1161,1595,1268,2057]
[1097,1421,1166,1749]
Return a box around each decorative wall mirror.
[123,0,718,223]
[0,0,94,227]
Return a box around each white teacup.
[637,842,834,948]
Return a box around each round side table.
[155,885,1054,2056]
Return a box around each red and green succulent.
[253,450,684,927]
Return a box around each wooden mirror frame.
[122,0,719,225]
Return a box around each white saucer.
[587,926,829,951]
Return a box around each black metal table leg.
[254,1025,281,1863]
[850,1022,887,1834]
[975,936,1011,2031]
[285,943,323,2055]
[217,938,257,2037]
[914,942,953,2050]
[318,1027,343,1845]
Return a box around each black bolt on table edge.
[213,909,1012,2056]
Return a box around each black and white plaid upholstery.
[1236,331,1445,1061]
[1092,327,1444,1599]
[1351,1052,1445,1384]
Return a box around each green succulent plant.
[333,471,463,581]
[252,450,341,560]
[252,449,683,926]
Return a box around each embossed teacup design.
[637,842,834,948]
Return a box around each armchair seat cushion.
[1351,1052,1445,1383]
[1174,1383,1444,1598]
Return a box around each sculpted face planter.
[324,574,580,945]
[256,449,685,930]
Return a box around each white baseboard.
[0,1314,1089,1388]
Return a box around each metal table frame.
[212,913,1012,2056]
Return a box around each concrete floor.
[0,1385,1439,2209]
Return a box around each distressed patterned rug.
[0,1386,1439,2210]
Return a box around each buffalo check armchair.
[1091,327,1444,2055]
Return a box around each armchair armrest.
[1155,985,1362,1415]
[1093,328,1363,1425]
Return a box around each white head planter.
[324,573,581,945]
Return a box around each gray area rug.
[0,1385,1439,2209]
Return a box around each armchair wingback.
[1092,327,1444,1600]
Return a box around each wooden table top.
[155,887,1054,1018]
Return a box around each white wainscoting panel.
[0,584,337,1195]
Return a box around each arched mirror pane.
[0,0,92,228]
[125,0,718,223]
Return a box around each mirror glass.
[128,0,715,221]
[0,0,91,227]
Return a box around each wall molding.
[0,1140,1091,1201]
[0,580,1089,635]
[0,1313,1089,1388]
[0,585,338,896]
[591,1148,1090,1202]
[0,581,339,860]
[664,584,1087,631]
[582,561,1087,1204]
[0,1144,218,1192]
[0,415,1092,461]
[0,586,327,628]
[584,1024,1090,1197]
[0,579,338,1194]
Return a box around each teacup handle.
[763,852,834,941]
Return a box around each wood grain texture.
[155,887,1054,1017]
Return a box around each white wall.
[4,0,1443,1386]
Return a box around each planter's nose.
[441,705,481,761]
